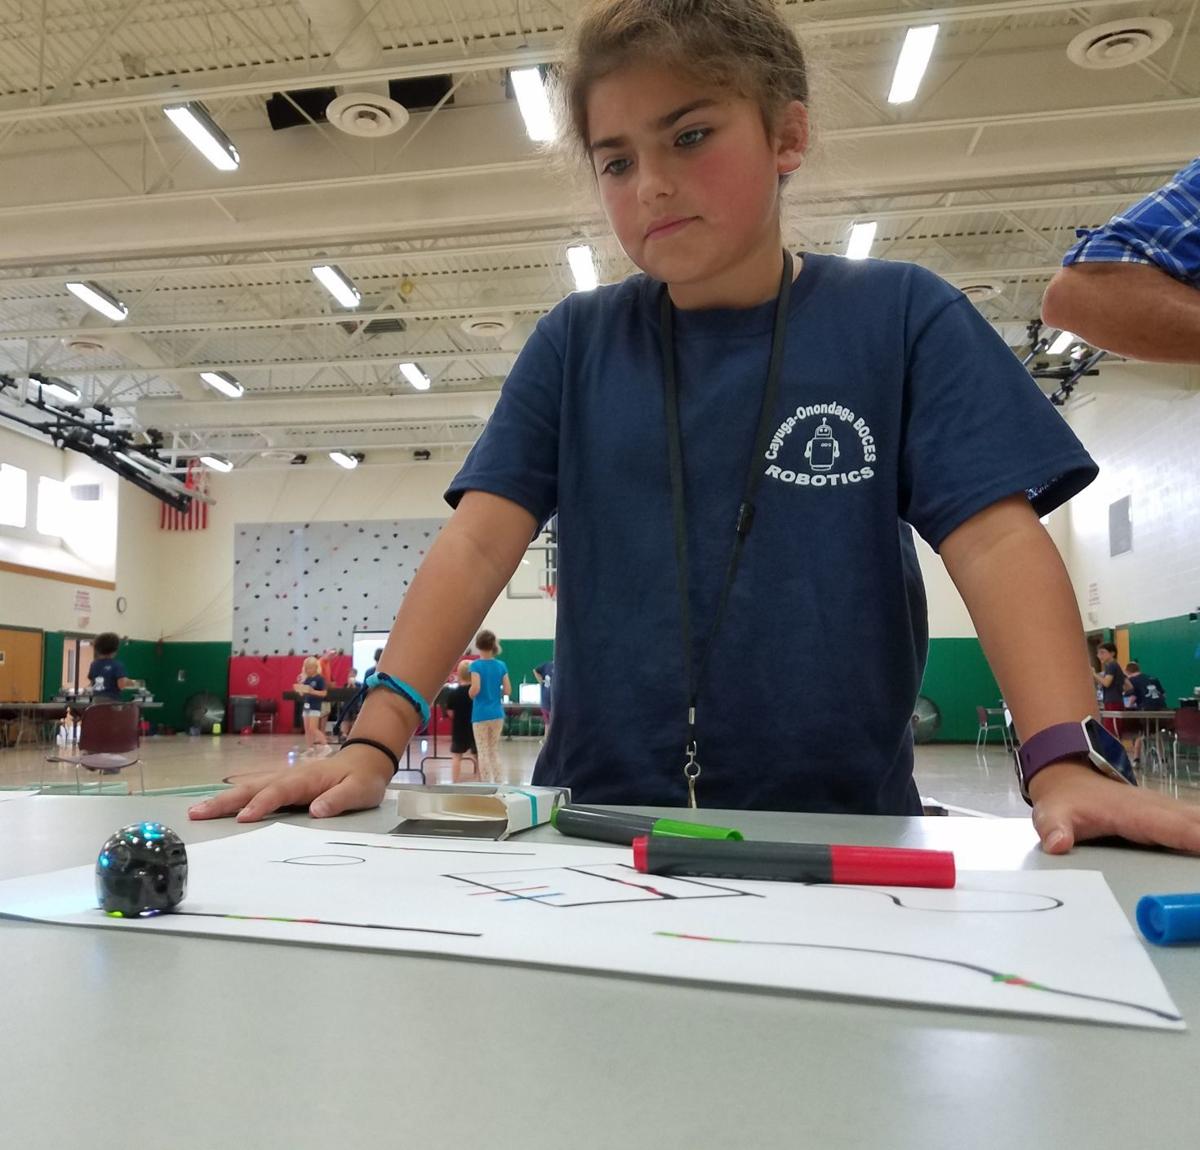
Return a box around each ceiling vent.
[336,315,408,337]
[267,77,454,131]
[326,91,410,138]
[62,336,111,355]
[956,281,1003,304]
[460,315,513,338]
[1067,18,1173,69]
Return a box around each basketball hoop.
[540,584,558,601]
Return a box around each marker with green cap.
[550,804,743,846]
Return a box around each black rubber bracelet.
[339,737,400,774]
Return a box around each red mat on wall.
[227,654,450,735]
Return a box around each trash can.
[228,695,257,733]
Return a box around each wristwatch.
[1015,717,1137,804]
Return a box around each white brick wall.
[1065,369,1200,627]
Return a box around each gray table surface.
[1,795,1197,1149]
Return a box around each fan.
[184,692,226,734]
[911,695,942,744]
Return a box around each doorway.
[0,626,43,702]
[60,636,95,695]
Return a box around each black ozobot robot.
[96,822,188,916]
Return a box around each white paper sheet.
[0,823,1182,1030]
[0,790,37,802]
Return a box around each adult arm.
[941,493,1200,854]
[1041,263,1200,363]
[469,673,482,699]
[190,491,537,821]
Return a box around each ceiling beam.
[0,0,1156,127]
[46,348,517,378]
[0,191,1154,289]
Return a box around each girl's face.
[586,62,807,309]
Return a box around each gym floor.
[3,735,1196,816]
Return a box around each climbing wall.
[232,519,444,655]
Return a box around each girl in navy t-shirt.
[295,657,328,755]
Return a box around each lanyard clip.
[683,738,701,808]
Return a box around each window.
[36,475,67,537]
[0,463,27,527]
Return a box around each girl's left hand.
[1030,761,1200,854]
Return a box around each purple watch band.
[1017,721,1091,791]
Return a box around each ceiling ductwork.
[278,0,439,137]
[59,328,209,400]
[136,390,499,433]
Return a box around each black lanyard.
[659,249,794,807]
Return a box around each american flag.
[159,459,209,531]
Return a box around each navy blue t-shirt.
[301,674,326,713]
[88,657,126,699]
[535,660,555,710]
[1129,674,1167,711]
[447,254,1098,813]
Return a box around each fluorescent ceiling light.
[567,244,598,291]
[29,375,82,404]
[311,264,362,309]
[200,454,234,473]
[888,25,940,104]
[329,451,361,470]
[845,221,877,261]
[510,67,555,142]
[199,370,244,399]
[65,280,128,322]
[163,101,240,171]
[1048,329,1078,355]
[398,362,430,391]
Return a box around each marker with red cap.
[631,836,956,888]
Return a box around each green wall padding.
[132,641,231,732]
[41,631,63,700]
[919,638,1002,743]
[39,633,232,732]
[490,638,555,701]
[1126,615,1200,707]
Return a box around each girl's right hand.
[187,745,392,823]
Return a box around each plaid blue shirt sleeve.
[1062,156,1200,286]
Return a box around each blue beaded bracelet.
[364,672,431,726]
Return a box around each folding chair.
[1172,707,1200,786]
[974,706,1011,753]
[43,702,144,794]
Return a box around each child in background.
[469,631,510,784]
[1093,643,1127,737]
[533,658,555,734]
[443,660,478,782]
[1124,660,1169,767]
[295,656,328,755]
[88,632,132,700]
[193,0,1200,855]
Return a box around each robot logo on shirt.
[804,419,839,472]
[764,402,877,490]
